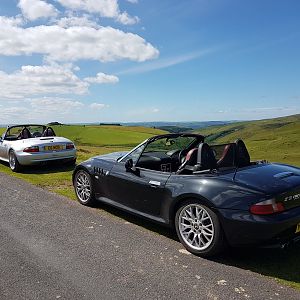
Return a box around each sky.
[0,0,299,124]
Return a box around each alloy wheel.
[9,151,16,170]
[178,204,214,251]
[75,171,92,203]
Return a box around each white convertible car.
[0,124,77,172]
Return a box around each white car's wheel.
[9,150,21,172]
[175,201,226,257]
[74,170,96,206]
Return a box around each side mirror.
[125,158,134,172]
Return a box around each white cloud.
[0,97,85,123]
[55,14,100,28]
[89,103,109,110]
[18,0,58,21]
[0,17,159,62]
[28,97,84,112]
[84,72,119,84]
[0,15,24,26]
[0,64,88,99]
[118,48,217,75]
[1,106,30,123]
[0,64,121,101]
[56,0,139,24]
[127,0,138,3]
[116,12,139,25]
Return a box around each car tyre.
[74,170,96,206]
[9,150,22,172]
[175,200,226,257]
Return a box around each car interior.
[135,137,251,174]
[4,126,56,140]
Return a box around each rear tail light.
[66,143,75,150]
[23,146,39,153]
[250,199,285,215]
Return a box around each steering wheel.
[32,131,42,138]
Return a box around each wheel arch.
[72,165,92,184]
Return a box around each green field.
[0,125,166,199]
[0,118,300,290]
[53,125,165,147]
[196,114,300,166]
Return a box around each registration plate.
[296,223,300,234]
[44,145,63,151]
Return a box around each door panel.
[108,162,171,217]
[92,160,115,198]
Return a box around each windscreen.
[144,136,196,153]
[26,125,46,137]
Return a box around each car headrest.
[42,127,56,137]
[22,128,31,139]
[217,143,235,168]
[184,148,198,166]
[197,143,217,170]
[235,139,250,167]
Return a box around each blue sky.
[0,0,299,123]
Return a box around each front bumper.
[16,149,77,166]
[217,206,300,247]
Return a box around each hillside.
[1,116,299,166]
[0,125,166,148]
[196,114,300,166]
[52,125,166,147]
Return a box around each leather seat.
[18,127,31,139]
[176,148,198,174]
[42,127,56,137]
[217,143,235,168]
[177,143,217,174]
[194,143,217,171]
[235,139,250,167]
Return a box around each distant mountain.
[122,121,236,131]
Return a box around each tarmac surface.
[0,172,299,299]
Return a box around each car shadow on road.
[0,161,75,174]
[93,200,300,288]
[93,201,175,239]
[213,244,300,288]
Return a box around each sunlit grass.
[0,121,300,290]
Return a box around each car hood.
[234,163,300,196]
[93,151,128,162]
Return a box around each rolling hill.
[1,115,299,166]
[195,114,300,166]
[51,125,166,147]
[0,125,166,148]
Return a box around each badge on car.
[296,223,300,234]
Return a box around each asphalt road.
[0,172,300,300]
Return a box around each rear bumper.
[217,206,300,247]
[16,149,77,166]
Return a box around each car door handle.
[149,180,161,187]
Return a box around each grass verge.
[0,123,299,290]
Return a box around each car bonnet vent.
[39,137,54,140]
